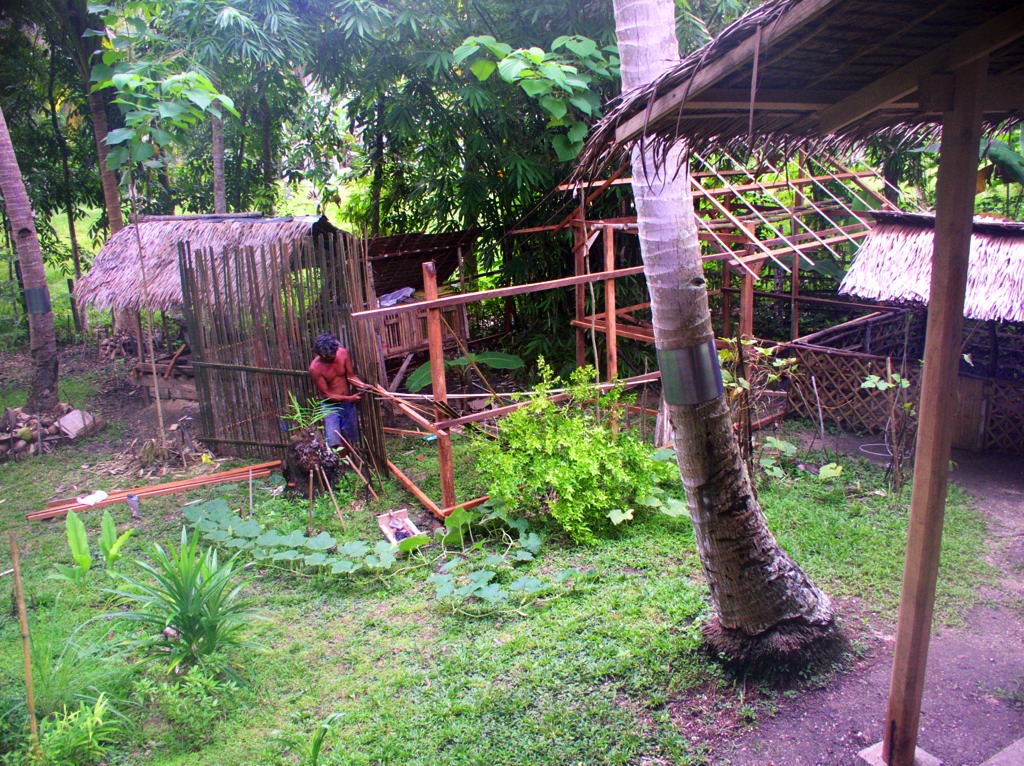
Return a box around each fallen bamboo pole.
[30,461,280,521]
[386,459,442,518]
[9,533,39,761]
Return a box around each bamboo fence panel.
[179,234,388,469]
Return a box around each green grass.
[0,433,994,765]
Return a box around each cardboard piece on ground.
[377,509,422,544]
[57,410,105,439]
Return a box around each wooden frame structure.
[583,1,1024,763]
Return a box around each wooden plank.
[423,262,457,509]
[881,58,988,766]
[574,215,587,369]
[352,265,646,321]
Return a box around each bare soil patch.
[715,436,1024,766]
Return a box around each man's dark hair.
[313,333,341,357]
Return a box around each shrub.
[134,665,238,752]
[478,363,669,544]
[0,695,123,766]
[110,528,259,674]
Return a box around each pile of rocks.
[0,405,105,460]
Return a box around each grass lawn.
[0,426,991,765]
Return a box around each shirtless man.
[309,333,361,449]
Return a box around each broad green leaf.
[398,534,430,553]
[305,531,336,550]
[470,59,496,81]
[565,37,598,58]
[551,134,582,162]
[513,549,534,562]
[156,101,187,120]
[607,508,634,525]
[337,541,370,558]
[519,532,542,554]
[567,121,589,143]
[539,96,568,120]
[305,552,329,567]
[468,569,496,585]
[272,549,301,561]
[452,41,481,64]
[475,584,507,604]
[658,497,689,518]
[509,576,544,594]
[130,141,155,163]
[331,559,362,575]
[818,462,844,480]
[520,79,553,97]
[105,128,135,145]
[428,573,455,598]
[497,57,531,82]
[65,511,90,569]
[653,448,675,462]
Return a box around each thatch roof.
[580,0,1024,172]
[367,231,477,297]
[840,212,1024,322]
[76,214,322,312]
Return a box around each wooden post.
[739,259,763,340]
[9,533,39,760]
[422,261,457,509]
[790,262,800,341]
[574,213,587,369]
[879,58,987,766]
[722,262,732,337]
[603,225,618,382]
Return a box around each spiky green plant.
[109,528,259,674]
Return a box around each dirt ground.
[718,437,1024,766]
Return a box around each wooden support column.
[877,58,987,766]
[722,262,732,337]
[739,259,763,340]
[790,263,800,341]
[422,261,457,510]
[603,225,618,381]
[574,213,587,369]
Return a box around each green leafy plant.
[110,528,259,674]
[271,711,344,766]
[134,664,238,751]
[405,351,524,393]
[99,510,133,574]
[284,392,327,431]
[32,694,122,766]
[55,511,93,586]
[478,362,672,544]
[758,436,799,479]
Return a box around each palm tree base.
[702,612,841,670]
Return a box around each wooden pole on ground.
[422,261,457,509]
[739,259,763,340]
[879,58,987,766]
[603,224,618,382]
[9,533,40,761]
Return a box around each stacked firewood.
[99,331,137,360]
[0,405,104,461]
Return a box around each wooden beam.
[615,0,837,144]
[352,265,646,321]
[423,262,457,510]
[880,58,988,766]
[574,215,587,369]
[918,73,1024,112]
[679,88,849,110]
[386,459,442,518]
[820,5,1024,134]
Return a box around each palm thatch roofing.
[75,213,324,312]
[580,0,1024,171]
[367,231,477,298]
[840,211,1024,322]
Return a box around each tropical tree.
[0,105,59,411]
[612,0,835,663]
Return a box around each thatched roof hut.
[840,212,1024,323]
[579,0,1024,171]
[75,213,323,312]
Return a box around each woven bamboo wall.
[788,314,1024,455]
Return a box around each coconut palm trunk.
[613,0,834,662]
[0,106,59,412]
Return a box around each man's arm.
[336,352,361,402]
